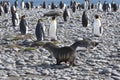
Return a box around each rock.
[6,58,15,64]
[99,68,112,75]
[41,69,50,75]
[112,70,120,77]
[4,64,15,70]
[111,75,120,80]
[8,70,20,77]
[16,59,26,65]
[0,70,8,78]
[0,65,5,69]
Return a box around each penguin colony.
[0,0,119,66]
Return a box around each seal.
[43,42,76,66]
[70,38,99,51]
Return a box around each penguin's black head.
[95,14,99,19]
[83,11,87,15]
[52,16,56,20]
[38,19,43,22]
[22,15,26,19]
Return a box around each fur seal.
[82,11,88,27]
[35,19,45,41]
[70,38,99,51]
[43,42,76,66]
[44,11,62,17]
[93,15,103,37]
[19,15,28,35]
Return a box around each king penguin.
[93,15,103,37]
[59,1,64,9]
[82,11,88,27]
[0,4,4,16]
[49,16,57,41]
[97,0,102,11]
[63,7,69,21]
[21,0,25,9]
[35,19,45,41]
[42,1,46,9]
[19,15,28,35]
[12,10,19,26]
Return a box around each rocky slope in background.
[0,8,120,80]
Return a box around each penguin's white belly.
[93,20,102,36]
[22,2,25,9]
[84,2,88,10]
[49,21,57,40]
[1,7,4,13]
[26,26,28,34]
[15,13,19,25]
[98,4,102,11]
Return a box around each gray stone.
[8,70,20,77]
[6,58,15,64]
[41,69,50,75]
[0,65,5,69]
[0,70,8,77]
[99,68,112,75]
[112,70,120,76]
[111,75,120,80]
[16,59,26,65]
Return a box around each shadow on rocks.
[37,63,70,69]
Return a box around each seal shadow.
[36,63,78,69]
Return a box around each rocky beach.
[0,6,120,80]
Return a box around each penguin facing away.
[63,7,69,21]
[19,15,28,35]
[82,11,88,27]
[42,1,46,9]
[93,15,103,37]
[59,1,64,9]
[49,16,57,41]
[35,19,45,41]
